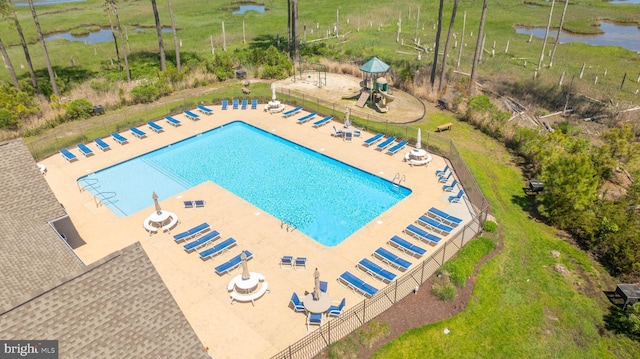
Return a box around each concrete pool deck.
[41,105,474,359]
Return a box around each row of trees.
[465,94,640,280]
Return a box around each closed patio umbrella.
[241,250,250,280]
[416,128,422,149]
[152,192,161,214]
[313,268,320,301]
[344,108,351,128]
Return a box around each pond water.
[45,29,113,44]
[609,0,640,4]
[14,0,85,6]
[232,5,265,14]
[515,21,640,52]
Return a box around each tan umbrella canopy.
[241,251,250,280]
[416,128,422,149]
[313,268,320,300]
[152,192,162,214]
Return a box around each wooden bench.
[436,123,453,132]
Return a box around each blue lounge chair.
[363,133,384,146]
[331,126,343,137]
[290,292,305,312]
[280,256,294,269]
[111,132,128,145]
[312,116,332,128]
[443,179,458,192]
[320,281,328,293]
[201,238,238,261]
[372,247,412,271]
[387,140,408,155]
[328,298,346,317]
[130,127,147,139]
[283,107,302,117]
[194,200,205,207]
[183,200,195,209]
[435,164,450,177]
[173,222,210,242]
[376,136,396,150]
[197,105,213,115]
[184,110,200,121]
[241,99,248,110]
[77,143,94,157]
[416,215,453,235]
[438,172,453,183]
[426,207,463,227]
[251,99,258,109]
[148,121,163,133]
[388,235,427,258]
[297,112,317,124]
[344,131,353,142]
[307,312,322,332]
[357,258,397,283]
[165,116,181,127]
[213,249,252,274]
[294,257,307,269]
[221,100,228,110]
[232,99,239,110]
[338,271,378,298]
[449,189,465,203]
[94,138,110,151]
[183,230,221,252]
[60,148,77,162]
[404,224,442,246]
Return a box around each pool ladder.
[392,173,406,187]
[281,220,297,232]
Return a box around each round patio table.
[304,292,332,314]
[231,272,261,294]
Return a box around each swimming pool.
[78,121,411,246]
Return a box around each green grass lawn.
[372,118,640,358]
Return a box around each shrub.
[0,108,19,130]
[130,84,160,104]
[64,99,93,121]
[483,220,498,232]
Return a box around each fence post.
[362,301,366,324]
[442,241,446,263]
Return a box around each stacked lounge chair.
[111,132,128,145]
[165,116,181,127]
[357,258,397,283]
[372,247,412,271]
[338,271,378,297]
[173,222,210,243]
[77,143,94,157]
[200,238,238,261]
[183,230,221,252]
[426,207,463,227]
[60,148,77,162]
[214,249,252,274]
[388,235,427,258]
[404,224,442,246]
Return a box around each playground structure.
[293,59,327,88]
[345,56,395,113]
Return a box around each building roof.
[0,139,208,358]
[0,243,209,359]
[0,139,84,310]
[359,56,390,74]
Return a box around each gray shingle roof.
[0,243,209,359]
[0,139,208,358]
[0,139,85,310]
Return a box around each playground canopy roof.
[360,57,390,74]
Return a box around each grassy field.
[372,115,640,358]
[1,0,639,103]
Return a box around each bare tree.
[2,0,38,88]
[430,0,444,91]
[105,0,130,82]
[0,37,18,88]
[438,0,459,94]
[151,0,166,71]
[27,0,59,97]
[291,0,299,60]
[536,0,555,72]
[167,0,180,72]
[469,0,488,96]
[549,0,569,68]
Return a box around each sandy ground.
[273,73,427,123]
[41,90,473,358]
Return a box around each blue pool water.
[78,121,410,246]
